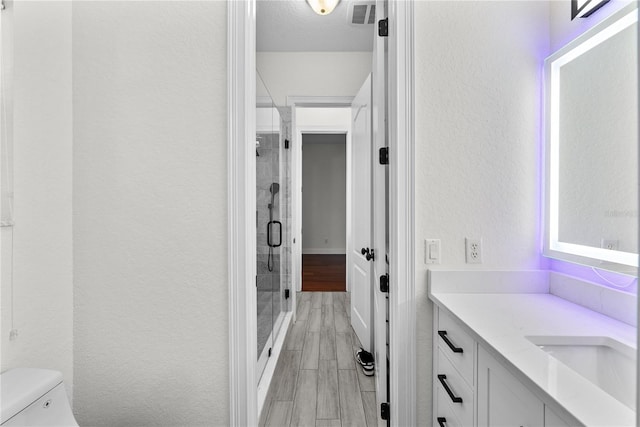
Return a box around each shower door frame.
[228,1,416,426]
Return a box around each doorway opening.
[301,133,347,292]
[228,2,417,426]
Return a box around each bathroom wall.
[72,2,228,426]
[257,52,372,106]
[414,1,550,424]
[302,134,347,254]
[0,0,74,394]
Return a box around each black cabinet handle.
[438,330,463,353]
[437,417,447,427]
[437,374,463,403]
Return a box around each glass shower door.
[256,72,286,380]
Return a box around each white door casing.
[290,103,352,294]
[387,2,416,425]
[350,75,374,352]
[372,0,389,409]
[228,2,416,425]
[228,1,257,425]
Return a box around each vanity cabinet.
[433,309,476,427]
[477,346,543,427]
[433,307,574,427]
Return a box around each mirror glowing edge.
[544,4,639,273]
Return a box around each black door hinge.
[284,139,290,149]
[284,289,290,299]
[380,402,390,420]
[268,347,272,357]
[379,147,389,165]
[379,274,389,293]
[378,18,388,37]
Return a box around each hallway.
[259,292,384,427]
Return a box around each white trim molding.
[228,1,257,426]
[287,96,354,108]
[388,1,416,425]
[302,248,347,255]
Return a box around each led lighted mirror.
[544,4,638,273]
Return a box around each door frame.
[228,1,257,426]
[386,2,416,425]
[291,99,353,294]
[297,127,350,292]
[228,1,415,425]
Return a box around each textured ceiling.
[257,0,374,52]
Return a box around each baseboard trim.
[302,248,346,255]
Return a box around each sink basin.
[526,335,636,410]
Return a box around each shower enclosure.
[256,72,292,381]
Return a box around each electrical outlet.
[465,238,482,264]
[601,239,619,250]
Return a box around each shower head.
[270,183,280,195]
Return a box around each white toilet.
[0,368,79,426]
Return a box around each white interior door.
[372,0,389,410]
[349,75,373,352]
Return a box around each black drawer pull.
[437,417,447,427]
[438,374,463,403]
[438,330,463,353]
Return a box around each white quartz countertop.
[429,290,637,427]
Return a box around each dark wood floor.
[302,254,346,292]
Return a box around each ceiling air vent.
[347,1,376,25]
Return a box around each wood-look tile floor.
[260,291,386,427]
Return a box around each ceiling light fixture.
[307,0,340,16]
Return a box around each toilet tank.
[0,368,78,427]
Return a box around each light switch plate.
[425,239,441,264]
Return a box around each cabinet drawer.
[437,348,474,427]
[438,310,475,386]
[435,386,463,427]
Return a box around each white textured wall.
[302,135,347,253]
[296,107,352,128]
[0,0,74,393]
[257,52,372,105]
[414,2,550,424]
[72,2,228,426]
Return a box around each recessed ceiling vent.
[347,1,376,25]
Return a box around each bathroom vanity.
[429,270,636,427]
